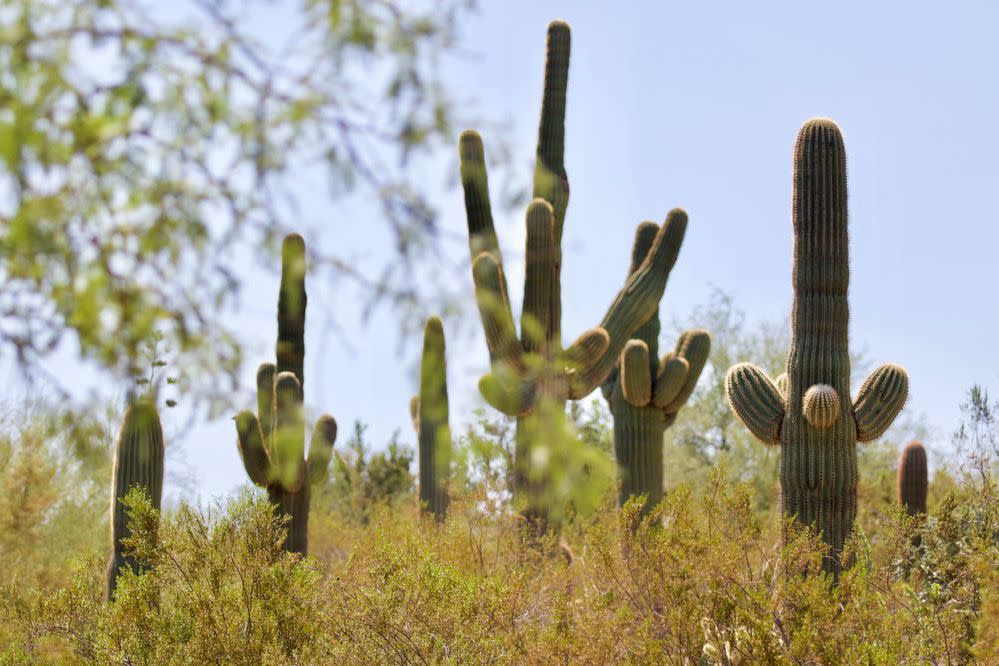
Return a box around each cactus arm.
[521,200,558,354]
[652,354,689,409]
[563,328,611,399]
[235,411,271,487]
[459,130,501,260]
[802,384,841,429]
[307,414,337,487]
[272,372,306,493]
[662,329,711,413]
[567,209,689,397]
[256,363,275,448]
[277,234,307,386]
[478,371,535,416]
[853,363,909,442]
[620,340,652,406]
[725,363,785,445]
[471,253,525,374]
[533,20,570,241]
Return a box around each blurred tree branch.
[0,0,494,411]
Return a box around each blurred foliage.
[0,0,485,411]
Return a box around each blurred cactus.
[409,316,451,522]
[459,21,686,528]
[106,401,164,601]
[725,119,909,574]
[898,441,928,516]
[602,222,709,517]
[234,234,337,555]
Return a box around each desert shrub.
[2,462,995,664]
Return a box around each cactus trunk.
[106,401,164,601]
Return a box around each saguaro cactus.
[409,316,451,522]
[725,118,909,573]
[602,222,710,516]
[106,400,164,600]
[234,234,337,555]
[898,441,928,516]
[459,21,688,527]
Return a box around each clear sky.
[11,1,999,502]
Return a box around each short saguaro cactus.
[725,118,909,574]
[409,316,452,523]
[898,441,928,516]
[235,234,337,555]
[106,400,164,600]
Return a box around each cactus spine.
[898,441,928,516]
[106,401,164,600]
[602,222,710,516]
[234,234,337,555]
[409,316,451,522]
[459,21,687,528]
[725,119,909,573]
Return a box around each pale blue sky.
[10,1,999,501]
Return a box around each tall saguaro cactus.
[459,21,688,527]
[602,222,710,516]
[106,401,164,600]
[235,234,337,555]
[898,441,928,516]
[725,118,909,573]
[409,316,451,522]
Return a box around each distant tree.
[953,385,998,488]
[0,0,486,407]
[319,420,413,524]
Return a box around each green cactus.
[234,234,337,555]
[898,441,928,516]
[409,316,451,522]
[106,400,164,601]
[459,21,688,528]
[602,222,710,517]
[725,118,909,574]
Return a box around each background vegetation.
[1,297,995,663]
